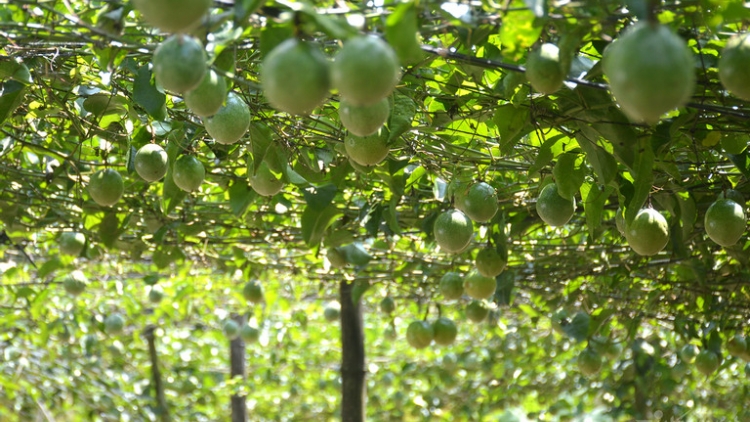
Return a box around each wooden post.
[230,314,248,422]
[340,281,366,422]
[144,325,171,422]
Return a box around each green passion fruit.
[577,348,603,376]
[465,300,490,323]
[432,317,458,346]
[104,313,125,335]
[406,320,434,349]
[695,350,720,376]
[134,144,168,182]
[525,43,566,94]
[332,35,401,106]
[460,182,498,223]
[184,70,227,117]
[242,280,263,304]
[153,35,207,94]
[88,168,124,207]
[249,160,284,197]
[223,320,240,340]
[625,208,670,256]
[602,22,695,125]
[132,0,210,33]
[59,232,86,256]
[203,92,251,145]
[719,33,750,101]
[463,270,496,300]
[475,247,506,278]
[433,209,474,253]
[172,155,205,192]
[704,198,746,247]
[536,183,575,227]
[339,97,390,137]
[62,270,88,296]
[345,127,390,167]
[261,38,331,115]
[439,272,464,300]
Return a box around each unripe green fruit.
[148,287,164,304]
[332,36,401,106]
[324,303,341,322]
[679,344,699,363]
[185,70,227,117]
[134,144,168,182]
[59,232,86,256]
[380,296,395,315]
[203,92,251,145]
[727,334,748,357]
[62,270,88,296]
[577,348,602,376]
[223,320,240,340]
[526,43,565,94]
[104,313,125,335]
[406,320,434,349]
[432,317,458,346]
[704,198,746,247]
[602,22,695,124]
[242,280,263,304]
[463,270,496,300]
[475,247,506,278]
[719,33,750,101]
[339,97,390,137]
[88,168,124,207]
[465,300,489,323]
[460,182,498,223]
[249,161,284,197]
[327,248,347,268]
[625,208,669,256]
[132,0,210,33]
[434,209,474,253]
[153,35,207,94]
[172,155,205,192]
[536,183,575,227]
[695,350,720,376]
[345,128,390,167]
[261,38,331,115]
[240,324,260,343]
[439,272,464,300]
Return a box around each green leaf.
[528,134,564,176]
[493,105,530,154]
[259,21,294,58]
[675,191,696,240]
[388,95,416,142]
[0,59,32,84]
[133,66,166,120]
[624,139,655,224]
[162,140,188,215]
[498,9,543,59]
[38,257,62,279]
[0,80,26,125]
[249,122,273,173]
[340,243,372,267]
[229,181,254,216]
[234,0,264,24]
[302,184,337,212]
[563,312,591,342]
[553,153,584,201]
[580,182,612,241]
[575,130,618,186]
[350,280,370,304]
[301,204,342,247]
[385,2,425,66]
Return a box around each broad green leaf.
[624,139,655,224]
[385,2,425,66]
[580,182,612,241]
[38,257,62,279]
[234,0,264,24]
[722,133,747,155]
[301,204,342,247]
[340,243,372,266]
[493,105,530,154]
[0,80,26,125]
[498,9,543,59]
[133,66,166,120]
[98,212,120,248]
[229,181,254,216]
[259,21,294,58]
[302,184,337,212]
[563,312,591,342]
[675,191,696,239]
[351,280,370,304]
[0,59,31,84]
[528,134,564,176]
[249,122,274,172]
[388,95,416,142]
[553,153,585,200]
[576,130,617,186]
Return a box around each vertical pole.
[144,325,171,422]
[230,314,247,422]
[340,281,366,422]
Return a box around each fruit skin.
[339,97,390,137]
[526,43,565,94]
[719,34,750,101]
[134,144,168,182]
[433,209,474,253]
[332,35,401,106]
[172,155,205,192]
[249,160,284,197]
[695,350,720,376]
[463,270,497,300]
[704,198,746,247]
[203,92,251,145]
[465,300,490,323]
[153,35,206,94]
[536,183,575,227]
[602,22,695,125]
[148,286,164,304]
[577,348,603,376]
[432,317,458,346]
[62,271,88,296]
[242,280,263,304]
[406,320,434,349]
[475,247,506,278]
[223,320,240,340]
[345,128,390,167]
[132,0,210,33]
[625,208,670,256]
[380,297,395,315]
[324,304,341,322]
[439,272,464,300]
[59,232,86,256]
[327,248,347,268]
[88,169,124,207]
[679,344,699,363]
[261,39,331,115]
[460,182,499,223]
[104,313,125,335]
[727,334,748,357]
[240,324,260,343]
[185,70,228,117]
